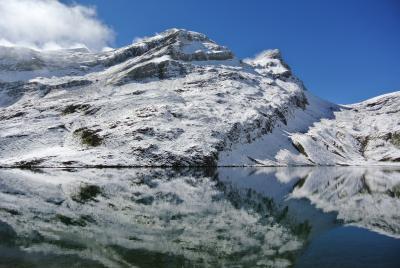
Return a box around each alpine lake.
[0,166,399,268]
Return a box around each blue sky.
[66,0,399,104]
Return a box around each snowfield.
[0,28,399,167]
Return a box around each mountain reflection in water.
[0,167,399,267]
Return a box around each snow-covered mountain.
[0,28,399,167]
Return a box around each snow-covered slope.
[286,92,400,165]
[221,91,400,166]
[0,28,399,167]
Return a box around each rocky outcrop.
[244,49,292,79]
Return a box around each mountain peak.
[244,49,291,78]
[133,28,212,45]
[126,28,234,62]
[250,49,282,62]
[160,28,210,41]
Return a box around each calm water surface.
[0,167,399,267]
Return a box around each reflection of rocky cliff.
[217,166,400,239]
[0,168,308,268]
[289,167,400,238]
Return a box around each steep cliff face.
[0,29,398,167]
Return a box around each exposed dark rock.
[73,128,103,147]
[387,184,400,198]
[390,132,400,147]
[115,60,186,85]
[155,192,183,205]
[56,214,87,227]
[62,104,91,115]
[0,111,25,120]
[72,184,102,203]
[14,159,45,168]
[134,195,155,205]
[292,141,308,157]
[0,207,21,216]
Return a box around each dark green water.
[0,167,399,267]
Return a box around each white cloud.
[0,0,114,51]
